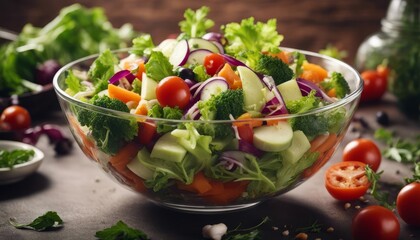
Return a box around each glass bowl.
[53,48,362,213]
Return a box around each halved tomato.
[325,161,370,201]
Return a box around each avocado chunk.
[150,132,187,162]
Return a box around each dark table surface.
[0,94,419,240]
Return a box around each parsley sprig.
[374,128,420,183]
[365,166,395,210]
[9,211,63,231]
[95,221,149,240]
[223,216,270,240]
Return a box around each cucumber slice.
[188,38,220,53]
[150,132,187,162]
[277,79,303,102]
[237,66,267,112]
[141,72,158,100]
[281,130,311,164]
[253,121,293,152]
[126,148,154,180]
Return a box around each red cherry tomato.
[325,161,370,201]
[155,76,191,109]
[397,182,420,227]
[360,70,387,102]
[352,205,400,240]
[203,53,225,76]
[0,105,31,131]
[342,138,382,172]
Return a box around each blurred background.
[0,0,389,64]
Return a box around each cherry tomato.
[352,205,400,240]
[203,53,225,76]
[155,76,191,109]
[342,138,381,172]
[0,105,31,131]
[360,70,387,102]
[325,161,370,201]
[396,182,420,227]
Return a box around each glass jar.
[355,0,420,120]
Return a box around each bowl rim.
[53,47,363,123]
[0,140,44,172]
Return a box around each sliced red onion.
[218,151,247,171]
[296,78,334,103]
[202,32,226,45]
[260,76,288,116]
[184,79,197,88]
[238,140,264,158]
[211,41,224,54]
[183,102,201,120]
[221,54,247,67]
[108,70,136,85]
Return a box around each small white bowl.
[0,140,44,185]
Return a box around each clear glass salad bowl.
[53,48,362,213]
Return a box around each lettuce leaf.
[222,17,283,56]
[178,6,214,39]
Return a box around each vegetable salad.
[62,6,352,205]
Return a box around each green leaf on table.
[95,220,149,240]
[9,211,63,231]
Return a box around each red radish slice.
[186,49,212,65]
[193,77,228,101]
[169,39,190,66]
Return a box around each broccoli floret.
[286,90,347,138]
[255,53,294,85]
[286,91,328,139]
[77,95,138,155]
[198,89,245,120]
[320,72,351,99]
[147,104,183,133]
[196,89,244,138]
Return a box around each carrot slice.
[176,171,213,194]
[233,112,263,128]
[218,63,242,89]
[109,142,140,170]
[300,62,328,83]
[108,84,141,104]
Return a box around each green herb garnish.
[374,128,420,183]
[95,220,149,240]
[9,211,63,231]
[0,149,35,168]
[365,165,395,210]
[224,216,270,240]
